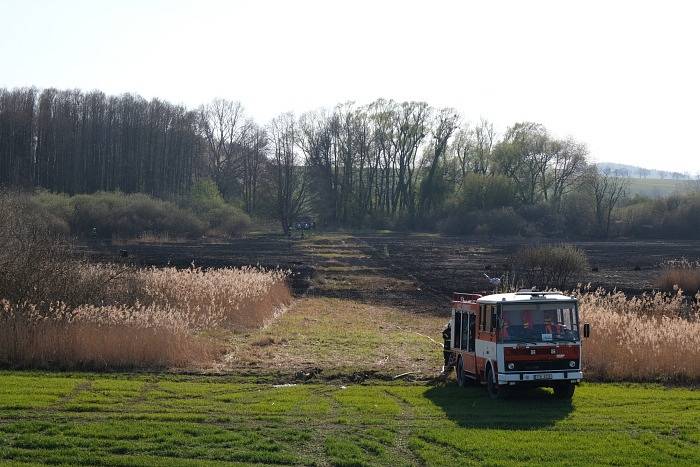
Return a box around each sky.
[1,0,698,174]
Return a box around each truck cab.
[446,290,589,399]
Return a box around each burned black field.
[84,232,700,302]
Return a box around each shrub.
[208,204,252,237]
[189,179,252,237]
[619,192,700,238]
[438,207,527,236]
[67,192,206,239]
[30,190,72,235]
[656,258,700,294]
[0,192,76,305]
[514,244,589,290]
[456,173,515,211]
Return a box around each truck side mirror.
[493,317,500,330]
[583,323,590,338]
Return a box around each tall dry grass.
[1,191,291,370]
[0,265,291,370]
[0,301,213,369]
[656,258,700,294]
[577,289,700,382]
[137,266,291,328]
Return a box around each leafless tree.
[587,167,629,238]
[269,113,307,234]
[198,99,246,193]
[544,138,588,209]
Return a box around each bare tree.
[545,138,588,210]
[587,167,629,238]
[198,99,246,194]
[269,113,307,234]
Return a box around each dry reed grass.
[1,192,291,370]
[0,266,291,370]
[577,288,700,382]
[137,266,292,328]
[656,258,700,294]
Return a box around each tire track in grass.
[53,380,93,408]
[382,389,425,467]
[129,378,159,405]
[297,385,341,466]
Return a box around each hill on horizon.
[596,162,695,180]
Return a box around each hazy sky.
[2,0,698,173]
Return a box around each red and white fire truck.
[443,290,590,399]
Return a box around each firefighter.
[544,309,562,335]
[442,322,452,369]
[501,317,510,339]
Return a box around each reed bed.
[137,266,292,328]
[656,258,700,294]
[0,266,291,370]
[577,289,700,382]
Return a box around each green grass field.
[1,373,698,466]
[626,178,695,197]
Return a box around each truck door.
[462,313,477,374]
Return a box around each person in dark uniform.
[442,322,452,369]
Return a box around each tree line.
[0,86,636,237]
[0,88,198,196]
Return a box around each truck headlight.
[507,363,515,370]
[569,360,576,368]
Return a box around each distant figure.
[483,273,501,289]
[442,322,452,370]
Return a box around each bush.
[619,192,700,239]
[188,179,251,237]
[0,192,141,307]
[30,190,72,235]
[0,192,76,305]
[208,205,252,236]
[189,179,227,213]
[67,192,206,239]
[455,173,515,211]
[514,244,589,290]
[438,207,527,236]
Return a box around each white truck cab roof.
[477,290,577,304]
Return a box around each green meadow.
[0,373,698,466]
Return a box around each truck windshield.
[500,302,579,343]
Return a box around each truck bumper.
[498,371,583,385]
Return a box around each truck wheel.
[486,366,501,399]
[553,383,575,399]
[456,357,466,387]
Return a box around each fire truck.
[443,290,590,399]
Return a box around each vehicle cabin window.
[453,312,462,349]
[500,302,580,343]
[461,314,469,349]
[489,305,498,332]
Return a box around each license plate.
[533,374,553,380]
